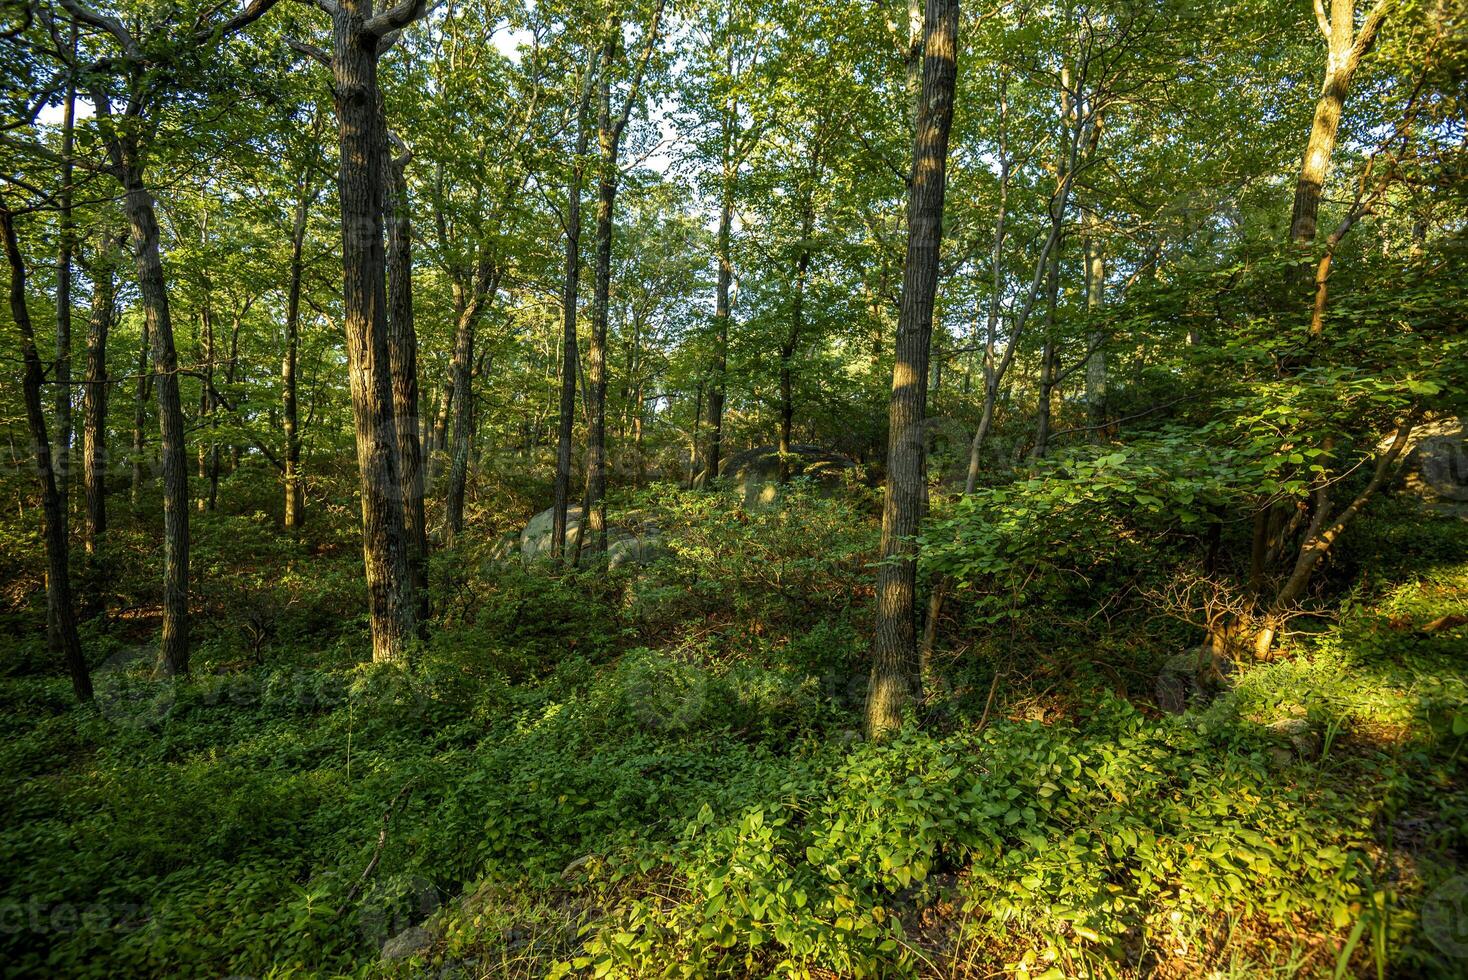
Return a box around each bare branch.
[363,0,438,39]
[207,0,283,43]
[287,37,330,67]
[57,0,139,59]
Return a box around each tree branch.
[1349,0,1395,69]
[287,37,330,67]
[363,0,437,39]
[610,0,667,142]
[56,0,139,59]
[1312,0,1331,41]
[206,0,282,43]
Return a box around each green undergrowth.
[0,487,1464,978]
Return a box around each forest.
[1,0,1466,975]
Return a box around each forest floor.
[1,477,1465,979]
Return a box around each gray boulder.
[1401,417,1468,503]
[381,925,433,963]
[514,504,665,568]
[708,444,856,508]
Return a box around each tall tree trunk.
[55,40,76,526]
[444,294,479,545]
[1289,0,1392,245]
[82,244,114,556]
[778,211,813,483]
[2,204,93,702]
[584,51,616,559]
[130,318,150,505]
[1082,210,1106,438]
[579,1,662,555]
[328,1,418,661]
[867,0,958,738]
[197,297,217,512]
[705,184,734,481]
[427,380,451,478]
[120,156,191,676]
[1030,243,1062,460]
[384,137,428,627]
[282,169,312,530]
[552,57,597,562]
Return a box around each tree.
[867,0,958,738]
[1,197,92,702]
[42,0,282,675]
[579,0,665,561]
[297,0,432,662]
[552,50,601,562]
[80,230,121,558]
[1289,0,1394,245]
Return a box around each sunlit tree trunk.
[1289,0,1392,245]
[868,0,958,738]
[2,204,93,702]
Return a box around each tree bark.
[55,43,77,528]
[384,136,428,627]
[442,319,473,542]
[576,3,663,561]
[328,0,419,661]
[552,57,597,563]
[3,203,93,702]
[867,0,958,738]
[1082,209,1106,437]
[583,51,616,559]
[120,157,191,676]
[705,184,734,481]
[82,243,114,556]
[283,166,313,530]
[1289,0,1393,244]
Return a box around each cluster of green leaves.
[564,696,1396,978]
